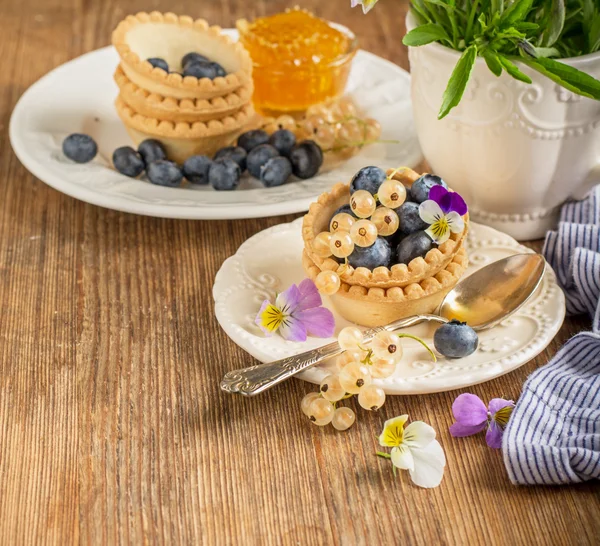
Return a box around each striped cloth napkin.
[503,186,600,485]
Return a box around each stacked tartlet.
[112,12,255,163]
[302,167,469,327]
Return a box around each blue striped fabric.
[503,186,600,485]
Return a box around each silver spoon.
[221,253,546,396]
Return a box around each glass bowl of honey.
[237,9,358,116]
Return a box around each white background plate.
[213,219,566,394]
[9,32,422,220]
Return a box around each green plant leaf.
[498,55,533,83]
[500,0,534,27]
[438,45,477,119]
[482,49,503,76]
[521,57,600,100]
[540,0,565,47]
[402,23,451,46]
[533,46,560,58]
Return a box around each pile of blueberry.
[147,51,227,80]
[314,166,448,271]
[62,128,323,190]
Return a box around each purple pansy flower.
[419,186,468,244]
[449,393,515,449]
[255,279,335,342]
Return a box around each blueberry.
[289,140,323,179]
[214,146,247,171]
[183,61,217,79]
[237,130,270,152]
[396,231,433,264]
[269,129,296,156]
[433,319,479,359]
[182,52,208,68]
[147,160,183,187]
[182,155,212,184]
[209,159,241,190]
[211,62,227,77]
[138,139,167,165]
[410,174,448,204]
[112,146,144,177]
[260,157,292,187]
[348,237,391,270]
[246,144,279,178]
[62,133,98,163]
[350,166,387,195]
[147,57,169,72]
[397,201,428,236]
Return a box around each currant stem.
[396,333,437,362]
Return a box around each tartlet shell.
[112,12,253,100]
[302,169,469,289]
[114,65,253,123]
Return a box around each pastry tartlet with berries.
[302,166,469,327]
[112,12,252,100]
[114,66,254,123]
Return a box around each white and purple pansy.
[350,0,380,14]
[418,185,468,244]
[255,279,335,342]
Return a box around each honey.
[237,9,357,115]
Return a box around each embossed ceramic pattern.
[213,218,566,395]
[406,13,600,241]
[9,34,421,220]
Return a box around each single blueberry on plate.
[247,144,279,178]
[433,319,479,358]
[211,62,227,77]
[147,57,169,72]
[183,155,213,184]
[348,237,391,270]
[269,129,296,156]
[182,52,209,68]
[183,61,217,79]
[147,160,183,187]
[214,146,247,171]
[237,129,270,152]
[410,174,448,203]
[209,159,241,190]
[62,133,98,163]
[138,139,167,166]
[350,166,387,195]
[260,156,292,187]
[289,140,323,179]
[396,231,433,264]
[112,146,145,178]
[397,201,428,236]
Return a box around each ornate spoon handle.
[220,314,446,396]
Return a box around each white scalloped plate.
[9,32,421,220]
[213,220,566,394]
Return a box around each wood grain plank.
[0,0,598,544]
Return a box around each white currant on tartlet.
[313,231,334,258]
[350,190,377,218]
[329,230,355,258]
[377,178,407,209]
[330,212,355,233]
[350,219,378,247]
[315,270,341,295]
[371,207,400,237]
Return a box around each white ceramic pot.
[406,13,600,240]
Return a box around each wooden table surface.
[0,0,598,544]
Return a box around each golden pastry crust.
[114,65,253,123]
[302,170,469,289]
[112,12,253,100]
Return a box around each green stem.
[465,0,480,44]
[396,333,437,362]
[376,451,391,459]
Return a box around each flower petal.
[296,278,322,311]
[486,421,503,449]
[391,445,414,471]
[446,211,465,234]
[275,284,301,315]
[425,220,451,244]
[452,393,488,426]
[408,440,446,488]
[428,184,449,205]
[418,200,444,225]
[449,421,487,437]
[489,398,515,428]
[488,397,515,416]
[447,192,468,216]
[296,307,335,338]
[277,315,307,342]
[255,301,281,335]
[403,421,436,449]
[378,415,408,447]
